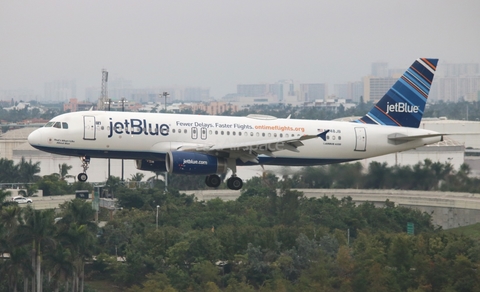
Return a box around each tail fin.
[355,58,438,128]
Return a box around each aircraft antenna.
[97,69,109,110]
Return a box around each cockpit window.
[62,122,68,129]
[53,122,61,128]
[44,122,55,127]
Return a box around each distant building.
[189,101,238,115]
[0,88,36,102]
[63,98,95,112]
[309,97,356,113]
[430,76,480,102]
[44,80,76,102]
[371,62,389,78]
[363,76,397,102]
[299,83,328,102]
[237,84,269,97]
[334,81,364,103]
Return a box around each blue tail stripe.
[354,58,438,128]
[412,59,435,83]
[405,70,430,96]
[406,67,432,94]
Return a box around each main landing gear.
[205,174,243,191]
[204,174,243,190]
[77,156,90,182]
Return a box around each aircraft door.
[354,127,366,151]
[84,116,96,140]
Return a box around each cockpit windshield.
[44,121,69,129]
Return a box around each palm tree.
[15,207,56,292]
[58,163,73,181]
[17,157,41,183]
[0,189,12,208]
[56,199,97,292]
[0,158,18,183]
[44,245,74,292]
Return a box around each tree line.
[0,196,97,292]
[2,157,480,290]
[3,184,480,291]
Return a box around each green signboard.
[407,222,414,235]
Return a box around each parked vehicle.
[11,196,33,204]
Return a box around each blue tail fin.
[355,58,438,128]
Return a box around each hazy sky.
[1,0,479,99]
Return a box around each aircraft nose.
[28,129,42,147]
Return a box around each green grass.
[85,280,124,292]
[444,222,480,240]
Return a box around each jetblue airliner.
[28,58,442,190]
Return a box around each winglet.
[317,130,330,141]
[355,58,438,128]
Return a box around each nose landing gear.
[77,156,90,182]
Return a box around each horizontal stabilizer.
[388,133,444,141]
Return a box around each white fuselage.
[28,111,442,166]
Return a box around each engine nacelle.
[135,159,167,172]
[166,151,228,175]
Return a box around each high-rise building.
[371,62,389,78]
[44,80,76,102]
[299,83,327,102]
[364,76,396,102]
[237,84,269,97]
[440,63,480,77]
[334,81,363,102]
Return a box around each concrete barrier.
[185,189,480,229]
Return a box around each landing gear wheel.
[227,176,243,190]
[78,173,88,182]
[78,156,91,182]
[205,174,221,188]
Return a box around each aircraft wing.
[177,130,330,163]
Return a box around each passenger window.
[233,132,236,136]
[215,130,218,135]
[262,133,265,137]
[172,129,176,133]
[184,129,187,134]
[227,131,230,135]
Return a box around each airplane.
[28,58,442,190]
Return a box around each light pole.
[120,97,127,182]
[156,205,160,229]
[104,99,113,180]
[162,91,169,111]
[159,92,169,191]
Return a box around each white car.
[11,196,33,204]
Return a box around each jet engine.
[135,159,167,172]
[166,151,228,175]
